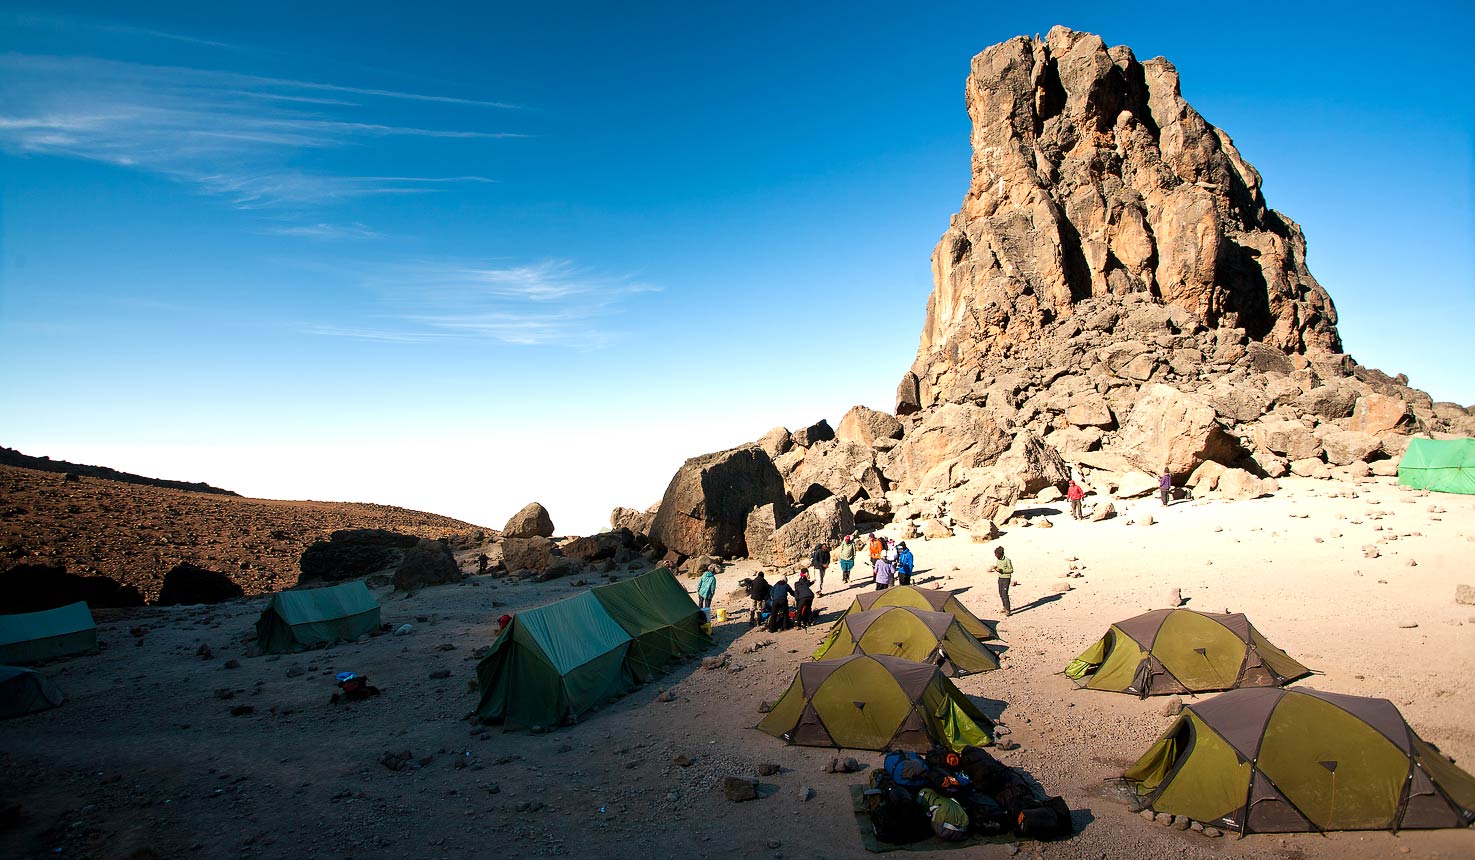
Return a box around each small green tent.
[590,567,710,680]
[1125,687,1475,833]
[758,654,994,752]
[0,666,64,718]
[0,602,98,665]
[254,582,381,653]
[1065,608,1308,697]
[1398,437,1475,494]
[474,590,634,728]
[812,606,999,675]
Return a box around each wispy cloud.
[305,260,660,347]
[263,222,384,240]
[0,53,521,208]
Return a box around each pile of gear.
[864,746,1073,844]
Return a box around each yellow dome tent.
[812,605,998,674]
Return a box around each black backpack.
[863,785,934,845]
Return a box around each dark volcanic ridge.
[1,446,238,496]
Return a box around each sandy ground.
[2,474,1473,860]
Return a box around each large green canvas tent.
[1065,608,1308,697]
[1398,437,1475,494]
[0,666,64,718]
[0,602,98,665]
[474,590,634,728]
[254,582,381,653]
[812,606,999,675]
[1125,687,1475,833]
[757,654,994,752]
[591,567,710,680]
[842,585,996,641]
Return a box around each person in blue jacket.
[896,542,915,585]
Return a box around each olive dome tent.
[811,606,999,674]
[842,585,996,641]
[0,666,65,718]
[254,582,381,653]
[757,654,994,752]
[1065,608,1308,697]
[1397,437,1475,494]
[1125,687,1475,833]
[0,602,98,665]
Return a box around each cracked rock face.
[905,26,1340,411]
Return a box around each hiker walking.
[696,565,717,610]
[873,554,894,590]
[836,534,856,585]
[810,542,831,595]
[793,569,815,629]
[767,572,793,632]
[477,552,489,575]
[1067,480,1085,520]
[1159,469,1172,507]
[993,546,1014,616]
[746,571,771,626]
[896,541,914,586]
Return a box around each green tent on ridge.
[254,581,381,654]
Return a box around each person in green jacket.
[696,565,717,610]
[836,534,857,585]
[993,546,1014,616]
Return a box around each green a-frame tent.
[1398,437,1475,494]
[255,581,381,653]
[0,602,98,665]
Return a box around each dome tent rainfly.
[757,654,994,752]
[1065,608,1308,697]
[254,581,381,654]
[812,605,999,675]
[1124,687,1475,833]
[0,602,98,665]
[0,666,64,718]
[842,584,997,641]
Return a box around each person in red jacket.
[1067,481,1085,520]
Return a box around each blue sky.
[2,2,1472,534]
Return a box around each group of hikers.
[741,532,917,632]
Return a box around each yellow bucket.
[716,608,728,622]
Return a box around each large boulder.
[836,406,904,448]
[503,503,555,539]
[784,440,885,504]
[891,402,1011,491]
[648,446,789,558]
[993,430,1071,495]
[743,503,787,566]
[792,420,836,448]
[300,529,418,583]
[609,506,654,535]
[1,563,145,612]
[1064,393,1114,427]
[562,530,634,564]
[768,497,856,568]
[1253,420,1322,461]
[391,540,462,592]
[1111,384,1242,478]
[502,536,555,575]
[1349,393,1412,435]
[756,426,793,460]
[948,469,1022,529]
[155,563,245,606]
[1217,468,1271,501]
[1297,384,1359,420]
[1320,430,1381,466]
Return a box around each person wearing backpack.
[896,542,914,585]
[792,569,815,629]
